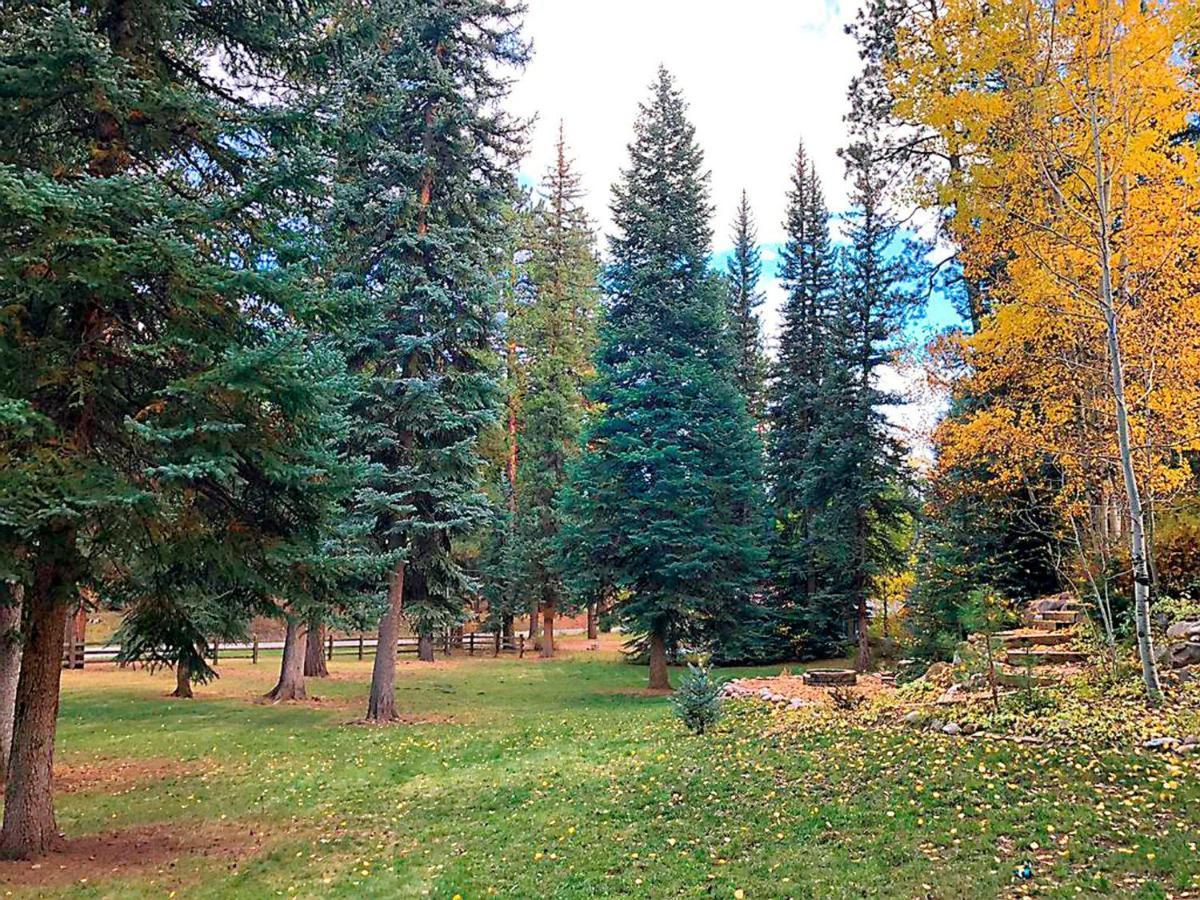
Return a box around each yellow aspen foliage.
[896,0,1200,531]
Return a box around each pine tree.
[810,144,921,671]
[725,192,770,422]
[0,0,357,857]
[318,0,528,718]
[560,69,765,690]
[768,141,839,656]
[513,126,599,658]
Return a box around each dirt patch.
[0,820,264,890]
[605,687,676,698]
[728,673,894,707]
[54,757,210,796]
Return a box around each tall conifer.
[319,0,528,719]
[811,145,920,670]
[768,142,839,655]
[560,69,764,689]
[513,128,599,657]
[725,192,769,421]
[0,0,355,856]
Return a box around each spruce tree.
[513,127,599,657]
[0,0,355,856]
[319,0,528,718]
[725,192,770,422]
[768,141,839,656]
[811,144,921,671]
[560,69,764,689]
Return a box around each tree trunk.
[528,601,540,642]
[0,531,77,859]
[264,616,307,703]
[502,614,513,641]
[1088,102,1161,704]
[171,657,193,699]
[856,598,871,673]
[417,633,434,662]
[540,601,555,658]
[366,562,405,722]
[647,628,670,691]
[586,602,598,641]
[0,584,23,776]
[304,621,329,678]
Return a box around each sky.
[505,0,956,453]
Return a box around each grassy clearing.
[5,647,1198,898]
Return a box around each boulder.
[1169,642,1200,669]
[902,710,926,726]
[942,722,962,736]
[1166,621,1200,640]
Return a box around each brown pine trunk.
[0,532,77,859]
[304,621,329,678]
[856,598,871,673]
[540,601,555,658]
[264,616,307,703]
[528,601,540,643]
[366,562,405,722]
[502,614,514,641]
[648,628,670,691]
[171,658,193,699]
[586,602,598,641]
[0,584,23,774]
[417,633,434,663]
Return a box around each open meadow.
[2,644,1197,899]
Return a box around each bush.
[671,661,724,735]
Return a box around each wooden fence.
[63,631,525,668]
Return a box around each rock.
[1169,642,1200,668]
[929,719,946,733]
[788,698,805,710]
[942,722,962,736]
[1166,620,1200,640]
[1143,737,1179,751]
[1032,594,1071,613]
[961,722,980,736]
[1177,743,1196,755]
[902,710,926,726]
[922,662,951,683]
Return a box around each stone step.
[996,630,1076,648]
[1034,610,1083,625]
[1005,649,1089,667]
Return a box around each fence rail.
[63,631,525,668]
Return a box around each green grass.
[18,651,1200,897]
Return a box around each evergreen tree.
[513,127,599,657]
[725,192,770,422]
[768,141,839,656]
[560,69,765,689]
[0,0,356,856]
[319,0,528,719]
[810,144,921,670]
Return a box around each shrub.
[671,661,724,734]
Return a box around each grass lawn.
[3,643,1198,898]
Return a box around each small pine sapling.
[671,660,724,735]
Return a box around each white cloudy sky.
[505,0,949,454]
[508,0,857,254]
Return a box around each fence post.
[358,634,364,661]
[252,634,259,665]
[327,632,334,661]
[518,634,525,658]
[494,630,501,657]
[468,632,475,656]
